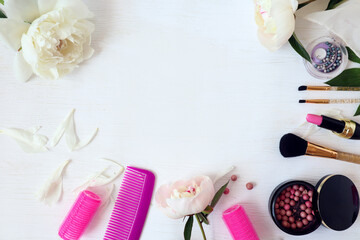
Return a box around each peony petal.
[0,127,48,153]
[50,109,98,151]
[304,0,360,54]
[14,51,33,82]
[50,109,75,147]
[4,0,39,22]
[166,177,215,218]
[213,166,235,183]
[21,34,38,66]
[0,19,30,50]
[74,159,124,193]
[36,159,71,206]
[37,0,58,15]
[54,0,93,19]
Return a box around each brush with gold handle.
[280,133,360,165]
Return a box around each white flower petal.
[36,159,71,206]
[14,51,33,82]
[0,19,29,51]
[304,1,360,54]
[50,109,75,147]
[213,166,235,184]
[74,159,124,193]
[37,0,58,15]
[50,109,98,151]
[72,128,98,151]
[55,0,94,19]
[4,0,39,22]
[0,127,48,153]
[21,34,38,66]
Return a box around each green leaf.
[326,0,347,10]
[0,0,4,5]
[355,105,360,116]
[346,47,360,64]
[325,68,360,86]
[197,213,209,225]
[298,0,316,10]
[288,34,311,62]
[184,215,194,240]
[0,9,6,18]
[210,180,229,208]
[202,205,213,215]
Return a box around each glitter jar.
[304,36,348,80]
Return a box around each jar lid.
[315,175,359,231]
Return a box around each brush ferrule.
[306,142,338,159]
[306,99,331,104]
[306,86,333,91]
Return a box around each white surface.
[1,0,360,239]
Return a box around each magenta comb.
[104,166,155,240]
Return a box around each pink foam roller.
[59,190,101,240]
[222,204,260,240]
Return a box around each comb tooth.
[104,167,155,240]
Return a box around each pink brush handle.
[59,190,101,240]
[222,204,259,240]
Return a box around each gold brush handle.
[336,152,360,165]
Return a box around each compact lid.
[316,175,359,231]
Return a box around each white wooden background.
[1,0,360,239]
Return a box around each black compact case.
[269,175,359,235]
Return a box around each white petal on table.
[0,19,30,51]
[0,127,48,153]
[14,51,33,82]
[36,159,71,206]
[50,109,98,151]
[304,0,360,54]
[3,0,39,22]
[73,159,124,193]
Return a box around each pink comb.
[222,204,259,240]
[104,166,155,240]
[59,190,101,240]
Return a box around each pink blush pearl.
[280,209,286,215]
[294,196,299,201]
[284,204,290,210]
[286,210,292,216]
[300,204,306,210]
[275,203,279,209]
[285,192,291,198]
[293,185,299,190]
[246,182,254,190]
[305,208,312,214]
[296,221,303,228]
[277,215,282,220]
[231,175,237,181]
[280,195,286,200]
[224,188,230,195]
[302,219,309,226]
[275,209,280,214]
[305,201,312,208]
[290,200,295,206]
[307,214,314,221]
[284,198,290,204]
[289,216,295,223]
[295,190,301,196]
[308,190,313,197]
[300,211,307,218]
[291,223,297,229]
[279,201,285,207]
[299,186,305,192]
[303,194,309,201]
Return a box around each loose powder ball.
[246,182,254,190]
[274,184,316,231]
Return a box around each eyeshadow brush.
[280,133,360,165]
[299,99,360,104]
[299,86,360,91]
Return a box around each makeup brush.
[299,99,360,104]
[279,133,360,165]
[299,86,360,91]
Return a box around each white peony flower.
[0,0,94,81]
[254,0,298,51]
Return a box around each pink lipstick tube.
[59,190,101,240]
[222,204,259,240]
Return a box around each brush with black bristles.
[299,86,360,91]
[280,133,360,165]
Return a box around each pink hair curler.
[59,190,101,240]
[222,204,260,240]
